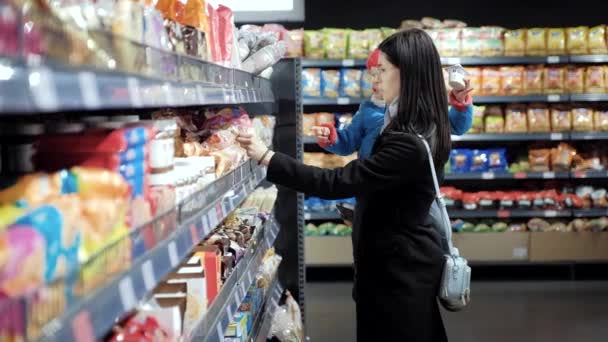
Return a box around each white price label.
[271,298,278,310]
[29,68,58,111]
[274,286,281,297]
[342,59,355,67]
[547,94,560,102]
[78,72,100,109]
[547,56,560,64]
[542,172,555,179]
[304,213,311,220]
[337,97,350,105]
[444,57,461,65]
[168,241,179,267]
[544,210,558,218]
[142,260,156,291]
[550,133,564,140]
[265,233,271,247]
[127,77,142,107]
[481,172,495,180]
[512,247,528,259]
[206,211,215,230]
[118,277,137,310]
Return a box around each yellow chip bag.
[547,28,566,55]
[588,25,608,54]
[526,28,547,56]
[567,26,589,55]
[504,29,526,56]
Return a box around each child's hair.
[366,48,380,70]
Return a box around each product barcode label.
[337,97,350,105]
[118,277,137,310]
[168,241,179,267]
[142,260,156,291]
[78,71,100,109]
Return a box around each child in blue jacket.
[313,48,473,159]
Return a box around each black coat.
[267,132,448,342]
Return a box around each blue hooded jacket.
[324,100,473,159]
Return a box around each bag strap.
[416,135,458,256]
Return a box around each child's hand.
[312,126,331,144]
[451,79,473,104]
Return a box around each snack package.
[287,29,304,57]
[470,150,488,172]
[442,28,463,57]
[551,143,576,171]
[588,25,608,54]
[500,66,524,95]
[381,27,397,38]
[484,106,505,133]
[544,66,565,94]
[206,3,221,62]
[567,26,589,54]
[527,105,551,132]
[505,105,528,133]
[216,5,235,67]
[470,105,486,133]
[210,145,246,177]
[504,29,526,56]
[551,106,572,132]
[528,149,551,172]
[304,30,324,58]
[321,70,340,98]
[585,66,606,93]
[487,149,508,171]
[480,26,505,57]
[467,67,482,96]
[315,113,335,126]
[565,66,585,93]
[524,65,544,94]
[594,110,608,131]
[547,28,566,55]
[481,68,502,95]
[340,69,363,98]
[572,107,594,132]
[450,149,472,173]
[301,68,321,98]
[303,114,316,136]
[0,225,46,296]
[360,70,373,97]
[323,28,348,59]
[348,30,369,59]
[526,28,547,56]
[365,29,384,51]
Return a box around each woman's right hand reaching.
[311,124,337,148]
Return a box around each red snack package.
[517,192,533,209]
[217,5,234,66]
[462,193,479,210]
[207,3,221,63]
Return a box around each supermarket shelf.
[474,94,569,103]
[570,132,608,140]
[303,136,317,144]
[37,161,267,342]
[448,209,572,219]
[572,209,608,218]
[571,170,608,179]
[305,236,353,267]
[252,273,284,342]
[451,132,568,142]
[303,97,363,106]
[304,211,341,221]
[444,171,570,181]
[0,58,274,113]
[302,58,367,68]
[570,93,608,102]
[569,55,608,63]
[191,215,281,342]
[441,56,568,65]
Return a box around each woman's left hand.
[236,132,274,165]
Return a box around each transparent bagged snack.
[287,29,304,57]
[269,291,303,342]
[242,41,286,75]
[348,30,370,59]
[470,105,486,133]
[566,26,589,54]
[543,66,565,94]
[528,149,551,172]
[401,19,424,30]
[440,28,462,57]
[361,70,374,97]
[481,68,502,95]
[461,27,481,57]
[321,70,341,98]
[340,69,363,97]
[547,28,566,55]
[550,143,577,171]
[505,105,528,133]
[527,105,551,132]
[466,67,482,95]
[504,29,526,56]
[500,66,524,95]
[526,28,547,56]
[584,66,606,93]
[484,106,505,133]
[524,65,544,94]
[381,27,397,38]
[551,105,572,132]
[366,29,384,51]
[480,26,505,57]
[594,110,608,131]
[566,66,585,94]
[302,68,321,98]
[572,107,594,132]
[323,28,348,59]
[588,25,608,54]
[304,30,324,58]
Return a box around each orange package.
[524,65,544,94]
[565,67,585,93]
[528,149,551,172]
[544,66,565,94]
[585,66,606,93]
[466,67,482,96]
[527,105,551,132]
[550,143,577,172]
[175,0,207,30]
[500,66,524,95]
[572,107,594,132]
[156,0,177,20]
[481,68,502,95]
[551,106,572,132]
[594,110,608,131]
[505,105,528,133]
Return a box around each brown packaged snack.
[594,110,608,131]
[527,105,551,132]
[572,107,594,132]
[543,67,565,94]
[484,106,505,133]
[550,143,577,171]
[565,67,585,94]
[481,68,502,95]
[584,66,606,93]
[567,26,589,54]
[528,149,551,172]
[551,106,572,132]
[505,105,528,133]
[524,65,544,94]
[500,66,524,95]
[526,28,547,56]
[547,28,566,55]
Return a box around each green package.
[348,30,370,59]
[366,29,384,52]
[304,30,325,59]
[323,28,348,59]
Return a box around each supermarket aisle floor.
[305,281,608,342]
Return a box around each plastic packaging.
[584,66,606,93]
[287,29,304,57]
[302,68,322,98]
[566,26,589,54]
[321,70,341,98]
[348,30,370,59]
[566,66,585,93]
[481,68,501,95]
[504,29,526,56]
[470,150,488,172]
[340,69,363,97]
[547,28,566,54]
[527,105,551,132]
[323,29,348,59]
[484,107,505,133]
[594,110,608,131]
[361,70,374,98]
[524,65,544,94]
[241,41,286,75]
[500,66,524,95]
[526,28,547,56]
[450,149,472,173]
[588,25,608,54]
[551,106,572,132]
[544,66,565,94]
[505,105,528,133]
[304,30,324,58]
[572,107,594,131]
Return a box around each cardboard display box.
[452,233,530,262]
[305,236,353,266]
[529,232,608,262]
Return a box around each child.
[313,48,473,158]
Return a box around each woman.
[238,29,450,341]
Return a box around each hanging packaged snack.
[323,28,348,59]
[470,105,486,133]
[348,30,370,59]
[504,29,526,56]
[588,25,608,54]
[500,66,524,95]
[216,5,235,67]
[525,28,547,56]
[321,70,341,98]
[524,65,544,94]
[441,28,463,57]
[304,30,324,58]
[470,150,489,172]
[361,70,373,98]
[547,28,566,55]
[366,29,384,51]
[480,26,505,57]
[466,67,482,96]
[302,68,321,98]
[340,69,363,98]
[584,66,606,93]
[481,68,502,95]
[543,66,565,94]
[572,107,594,132]
[551,105,572,132]
[566,26,589,54]
[528,149,551,172]
[450,149,473,173]
[527,104,551,132]
[484,106,505,133]
[594,110,608,131]
[505,104,528,133]
[565,66,585,94]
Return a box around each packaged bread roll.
[500,66,524,95]
[526,28,547,56]
[551,105,572,132]
[547,28,566,55]
[505,105,528,133]
[481,68,502,95]
[572,107,594,132]
[480,26,505,57]
[467,67,482,96]
[594,110,608,131]
[527,104,551,132]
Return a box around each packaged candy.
[484,107,505,133]
[450,149,472,173]
[323,29,348,59]
[527,105,551,132]
[594,110,608,131]
[304,30,324,58]
[302,68,321,98]
[500,66,524,95]
[524,65,544,94]
[528,149,551,172]
[321,70,341,98]
[480,26,505,57]
[584,66,606,93]
[361,70,373,97]
[551,105,572,132]
[565,66,585,93]
[547,28,566,55]
[588,25,608,54]
[572,107,594,132]
[526,28,547,56]
[505,105,528,133]
[481,68,502,95]
[348,30,369,59]
[340,69,363,98]
[470,150,488,172]
[543,67,565,94]
[566,26,589,54]
[504,29,526,56]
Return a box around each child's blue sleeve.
[448,104,473,136]
[324,110,365,156]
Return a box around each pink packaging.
[217,5,234,66]
[207,3,221,63]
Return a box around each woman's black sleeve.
[266,133,427,199]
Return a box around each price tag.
[127,77,143,107]
[274,286,281,297]
[247,270,253,284]
[513,172,527,179]
[304,213,311,220]
[234,290,241,306]
[574,171,587,179]
[342,59,355,67]
[226,305,233,321]
[497,210,511,218]
[29,68,58,111]
[72,311,94,342]
[119,277,137,310]
[444,57,461,65]
[78,71,100,109]
[142,260,156,291]
[337,97,350,105]
[168,241,179,267]
[201,214,210,233]
[547,56,560,64]
[216,204,224,221]
[550,133,564,140]
[544,210,558,218]
[481,172,495,180]
[547,94,560,102]
[542,172,555,179]
[512,247,528,259]
[207,210,215,229]
[265,233,271,247]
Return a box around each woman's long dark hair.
[378,29,451,169]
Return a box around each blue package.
[321,70,340,98]
[307,197,325,212]
[487,148,508,172]
[339,69,363,98]
[302,68,322,98]
[450,149,472,173]
[360,69,373,98]
[470,150,489,173]
[119,146,147,164]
